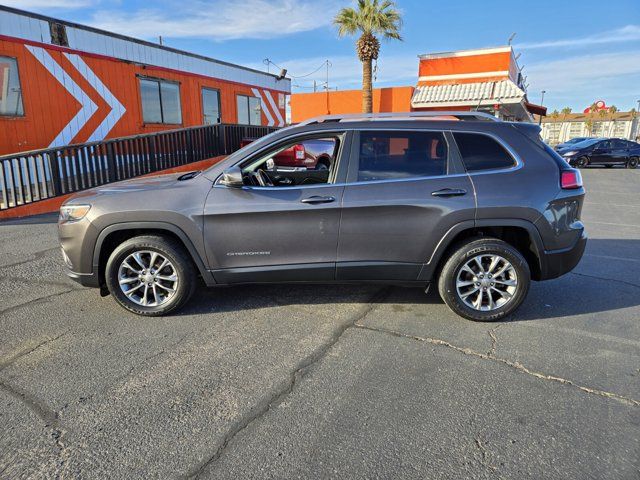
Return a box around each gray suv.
[58,112,587,321]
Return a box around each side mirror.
[220,166,244,187]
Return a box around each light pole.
[538,90,546,125]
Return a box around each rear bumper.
[539,230,587,280]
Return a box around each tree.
[551,109,560,119]
[561,107,572,119]
[608,105,618,136]
[334,0,402,113]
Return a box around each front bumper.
[66,269,100,288]
[539,230,587,280]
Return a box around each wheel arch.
[420,219,545,282]
[93,222,214,288]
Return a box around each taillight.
[293,144,305,160]
[561,169,582,189]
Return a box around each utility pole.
[538,90,546,126]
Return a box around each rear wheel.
[627,157,639,169]
[105,235,196,316]
[437,238,531,322]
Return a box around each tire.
[575,156,589,168]
[437,238,531,322]
[105,235,196,316]
[315,161,329,171]
[627,157,639,169]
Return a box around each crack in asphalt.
[474,436,497,472]
[0,247,60,270]
[0,380,71,477]
[183,287,392,480]
[487,325,502,357]
[0,289,78,317]
[0,331,72,476]
[0,275,81,289]
[0,331,69,372]
[570,271,640,290]
[353,323,640,408]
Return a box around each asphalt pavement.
[0,168,638,479]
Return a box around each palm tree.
[561,107,572,119]
[608,105,618,136]
[334,0,402,113]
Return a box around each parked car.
[554,137,589,152]
[240,137,334,170]
[58,112,587,322]
[560,138,640,168]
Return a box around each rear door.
[608,139,630,165]
[336,129,475,281]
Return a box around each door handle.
[301,195,336,204]
[431,188,467,197]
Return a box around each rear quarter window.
[453,133,516,172]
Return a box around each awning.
[411,80,525,108]
[524,102,547,117]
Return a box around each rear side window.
[357,131,448,182]
[453,133,516,172]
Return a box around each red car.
[241,138,334,170]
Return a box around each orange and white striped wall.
[0,6,290,156]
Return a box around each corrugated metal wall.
[0,7,290,156]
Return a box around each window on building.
[453,132,516,172]
[236,95,261,126]
[49,22,68,47]
[569,122,583,138]
[139,78,182,124]
[545,123,562,143]
[592,122,606,136]
[356,131,448,182]
[202,88,221,125]
[612,122,627,138]
[0,57,24,117]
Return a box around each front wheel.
[437,238,531,322]
[575,156,589,168]
[105,235,196,316]
[627,157,639,169]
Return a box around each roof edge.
[0,4,288,83]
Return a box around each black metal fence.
[0,123,277,211]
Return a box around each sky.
[4,0,640,111]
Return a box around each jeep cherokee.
[58,112,587,321]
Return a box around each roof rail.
[297,111,501,126]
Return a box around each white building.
[539,111,640,146]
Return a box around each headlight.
[562,151,578,157]
[59,204,91,223]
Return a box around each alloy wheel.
[117,250,179,307]
[456,254,518,311]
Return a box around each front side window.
[357,131,448,182]
[237,95,261,126]
[139,78,182,124]
[238,136,340,187]
[0,57,24,117]
[453,133,516,172]
[202,88,221,125]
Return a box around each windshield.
[565,137,586,144]
[568,138,601,149]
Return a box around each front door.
[336,129,475,281]
[203,132,349,283]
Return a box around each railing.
[0,123,277,210]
